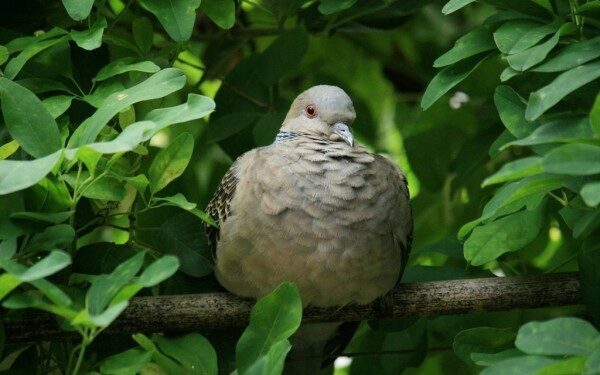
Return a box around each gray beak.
[332,122,354,147]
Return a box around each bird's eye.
[305,104,317,118]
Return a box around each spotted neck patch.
[274,131,297,144]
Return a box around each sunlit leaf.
[94,58,160,81]
[0,150,62,195]
[61,0,94,21]
[138,255,180,287]
[516,317,600,356]
[139,0,202,41]
[442,0,475,14]
[200,0,235,29]
[482,157,542,187]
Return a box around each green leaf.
[0,273,22,300]
[200,0,236,29]
[537,357,586,375]
[434,25,496,67]
[591,92,600,135]
[587,347,600,375]
[148,133,194,194]
[481,356,557,375]
[236,282,302,373]
[453,327,516,366]
[0,150,62,195]
[79,176,127,201]
[318,0,357,15]
[132,17,154,54]
[422,54,490,110]
[68,68,186,147]
[152,193,196,210]
[26,224,75,252]
[144,93,215,127]
[505,117,594,148]
[464,206,543,265]
[94,58,160,81]
[506,31,559,71]
[579,236,600,325]
[61,0,94,21]
[9,211,72,224]
[493,85,538,138]
[86,251,145,315]
[534,35,600,72]
[526,61,600,121]
[18,250,71,282]
[88,300,129,326]
[0,238,16,260]
[16,78,73,95]
[581,182,600,207]
[508,19,562,54]
[4,35,70,80]
[480,0,553,20]
[139,0,202,41]
[256,26,309,87]
[480,174,562,222]
[206,112,261,143]
[155,333,218,375]
[0,140,19,160]
[471,349,523,367]
[42,95,73,119]
[541,143,600,175]
[493,20,542,54]
[99,348,153,375]
[516,317,600,356]
[154,212,214,277]
[71,16,107,50]
[442,0,475,14]
[0,78,61,158]
[482,157,542,187]
[138,255,180,287]
[83,80,125,108]
[0,45,8,65]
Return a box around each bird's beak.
[331,122,354,147]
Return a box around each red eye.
[306,105,317,118]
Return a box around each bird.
[206,85,413,372]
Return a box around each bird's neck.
[274,130,298,144]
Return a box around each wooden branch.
[3,273,580,342]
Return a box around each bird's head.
[281,85,356,147]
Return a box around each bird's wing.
[205,158,241,249]
[374,154,413,275]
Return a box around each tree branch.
[3,273,580,342]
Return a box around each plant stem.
[71,342,87,375]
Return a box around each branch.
[3,273,580,342]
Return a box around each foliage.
[0,0,597,374]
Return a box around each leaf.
[541,143,600,176]
[526,61,600,121]
[206,112,261,143]
[471,349,523,366]
[591,92,600,135]
[9,211,72,224]
[139,0,202,41]
[479,0,553,20]
[79,176,127,201]
[442,0,475,14]
[534,35,600,72]
[506,31,559,71]
[152,194,196,210]
[581,182,600,207]
[482,157,542,187]
[256,26,309,86]
[0,238,16,260]
[138,255,180,287]
[508,19,562,54]
[0,273,22,300]
[421,54,490,110]
[42,95,73,119]
[493,20,542,54]
[155,333,218,375]
[0,45,8,65]
[505,117,594,148]
[480,174,562,222]
[132,17,154,54]
[0,78,61,158]
[464,206,543,265]
[16,78,73,95]
[200,0,236,29]
[26,224,75,252]
[89,301,129,326]
[99,348,153,375]
[434,25,496,67]
[453,327,516,366]
[71,16,107,50]
[144,93,216,128]
[481,356,557,375]
[0,140,19,160]
[516,317,600,356]
[148,133,194,194]
[83,80,125,108]
[587,346,600,375]
[318,0,358,15]
[154,212,214,277]
[236,282,302,373]
[0,150,62,195]
[94,58,160,81]
[18,251,71,282]
[86,251,145,315]
[4,35,70,80]
[537,357,586,375]
[493,85,538,138]
[61,0,94,21]
[68,68,186,147]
